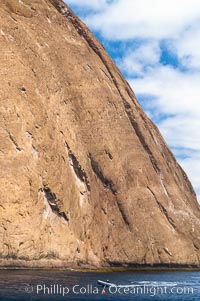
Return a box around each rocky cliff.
[0,0,200,268]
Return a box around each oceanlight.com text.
[107,285,194,296]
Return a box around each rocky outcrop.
[0,0,200,269]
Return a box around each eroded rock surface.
[0,0,200,268]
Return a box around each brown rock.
[0,0,200,268]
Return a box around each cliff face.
[0,0,200,268]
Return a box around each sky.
[65,0,200,201]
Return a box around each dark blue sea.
[0,270,199,300]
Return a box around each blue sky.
[65,0,200,200]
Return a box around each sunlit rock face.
[0,0,200,269]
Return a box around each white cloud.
[130,66,200,117]
[118,41,161,76]
[173,25,200,70]
[85,0,200,40]
[159,116,200,151]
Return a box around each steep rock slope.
[0,0,200,268]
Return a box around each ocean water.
[0,269,199,300]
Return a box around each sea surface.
[0,269,200,300]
